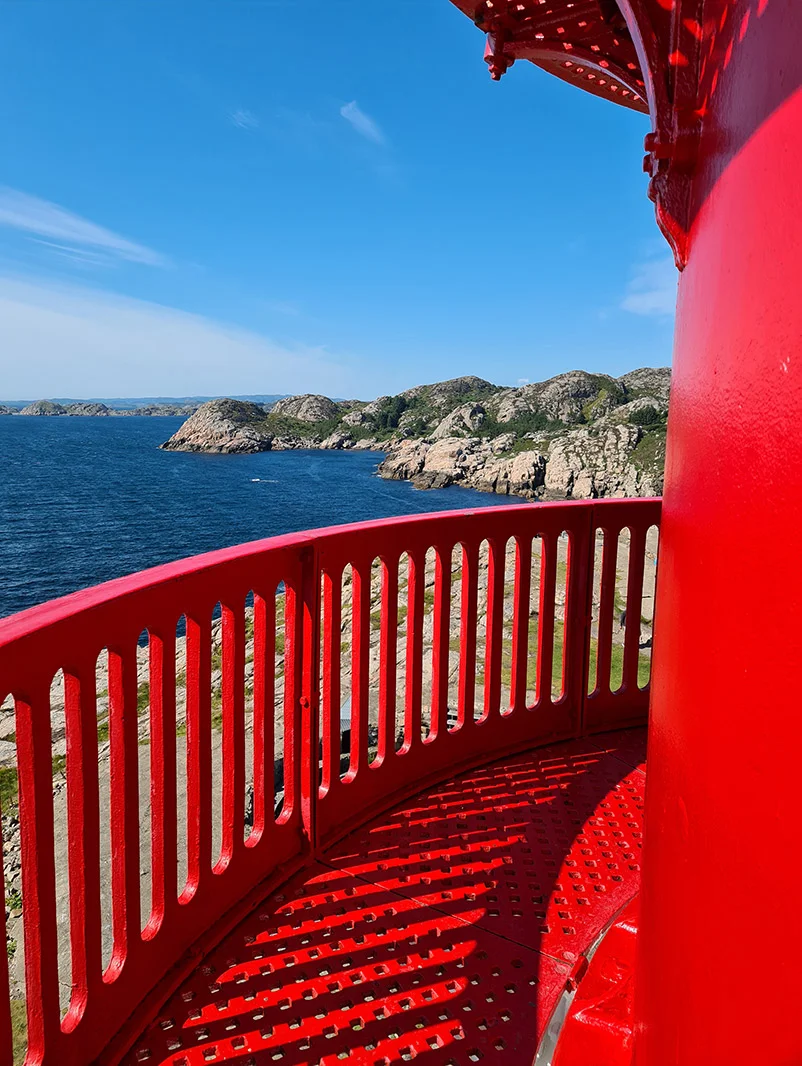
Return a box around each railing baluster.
[16,685,61,1059]
[350,561,371,775]
[623,525,647,690]
[0,832,10,1064]
[378,557,398,762]
[184,614,212,895]
[219,604,245,866]
[282,579,302,820]
[458,541,479,728]
[320,570,340,795]
[107,644,141,973]
[510,536,532,713]
[63,661,102,1024]
[148,628,177,929]
[430,545,451,741]
[251,591,275,839]
[483,537,505,721]
[596,527,618,696]
[537,532,557,705]
[404,549,425,750]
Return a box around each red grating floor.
[125,730,646,1066]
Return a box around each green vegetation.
[631,427,667,474]
[579,379,627,422]
[260,411,342,441]
[477,409,563,440]
[0,767,18,811]
[11,998,26,1065]
[588,637,651,691]
[629,405,662,427]
[372,395,408,431]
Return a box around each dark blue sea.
[0,416,525,618]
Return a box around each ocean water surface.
[0,416,525,618]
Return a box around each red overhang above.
[451,0,649,113]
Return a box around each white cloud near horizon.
[621,255,677,316]
[339,101,385,145]
[0,188,166,268]
[0,274,353,398]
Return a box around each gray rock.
[65,402,111,416]
[161,399,273,453]
[619,366,671,401]
[19,399,67,416]
[271,394,339,422]
[430,402,486,440]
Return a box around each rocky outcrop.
[162,367,670,500]
[161,399,274,453]
[0,406,18,415]
[66,402,111,416]
[379,435,548,497]
[271,394,339,422]
[430,402,486,440]
[19,400,66,416]
[118,403,199,416]
[543,419,660,498]
[618,367,671,401]
[491,370,623,426]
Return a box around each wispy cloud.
[621,255,677,316]
[0,187,166,267]
[230,108,259,130]
[339,101,385,145]
[0,273,353,397]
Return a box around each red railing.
[0,498,660,1066]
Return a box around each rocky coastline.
[161,368,670,501]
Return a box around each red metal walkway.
[125,729,645,1066]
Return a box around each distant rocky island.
[1,399,199,417]
[0,393,289,418]
[161,369,670,500]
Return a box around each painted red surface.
[634,3,802,1064]
[553,896,639,1066]
[0,500,657,1066]
[124,731,646,1066]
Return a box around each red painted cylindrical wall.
[634,2,802,1062]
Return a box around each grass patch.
[0,767,19,811]
[11,998,26,1065]
[588,639,651,691]
[630,427,667,475]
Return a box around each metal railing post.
[578,505,597,735]
[299,541,321,855]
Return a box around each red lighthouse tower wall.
[634,2,802,1063]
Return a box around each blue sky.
[0,1,676,400]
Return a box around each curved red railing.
[0,498,660,1066]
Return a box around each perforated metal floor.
[126,730,646,1066]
